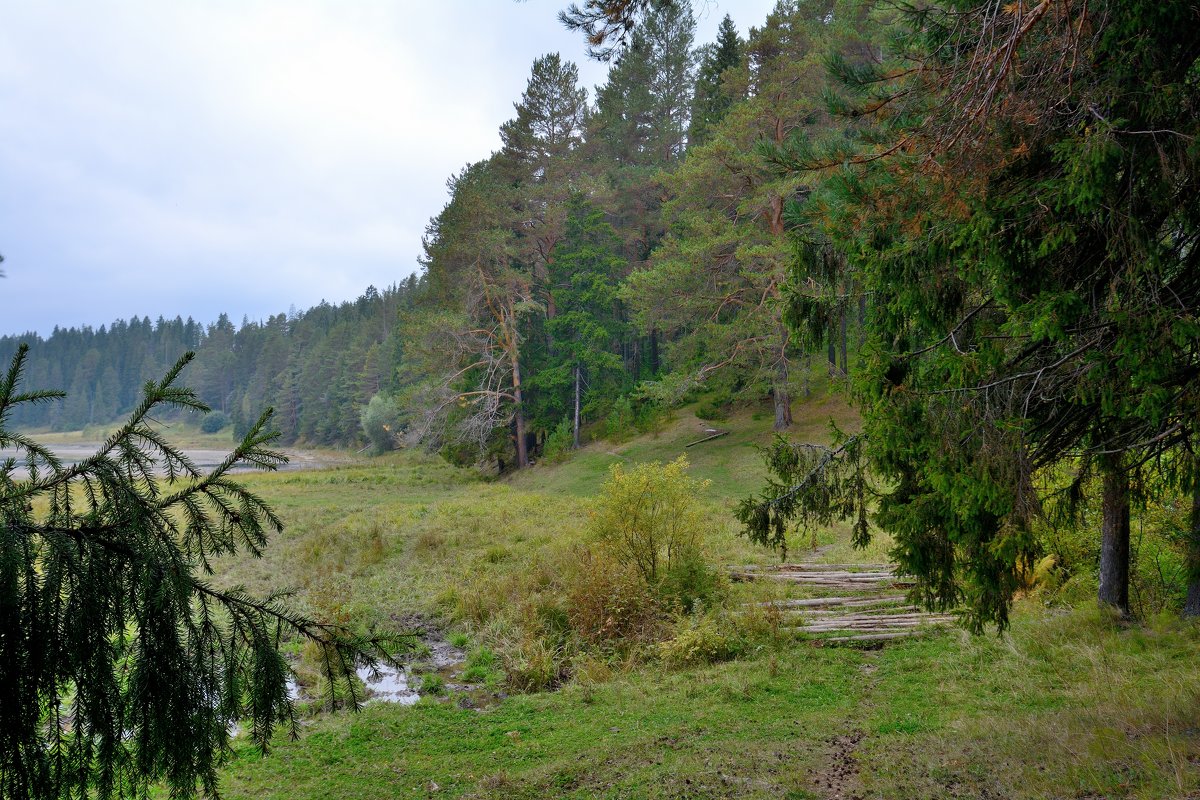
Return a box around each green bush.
[589,456,713,586]
[658,546,727,613]
[360,393,405,454]
[199,411,229,433]
[658,611,743,667]
[604,396,636,441]
[542,417,574,463]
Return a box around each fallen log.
[684,431,729,447]
[822,631,924,643]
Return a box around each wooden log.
[751,595,908,609]
[684,431,729,448]
[823,631,924,643]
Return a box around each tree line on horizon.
[4,1,865,460]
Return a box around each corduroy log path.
[733,562,956,643]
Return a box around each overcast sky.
[0,0,776,337]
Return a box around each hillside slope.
[205,394,1199,800]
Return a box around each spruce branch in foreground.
[0,346,409,800]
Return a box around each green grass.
[25,418,237,448]
[217,609,1200,799]
[205,395,1200,800]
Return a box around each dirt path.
[735,557,955,797]
[808,652,880,800]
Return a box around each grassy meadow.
[204,391,1200,799]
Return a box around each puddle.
[230,622,499,738]
[355,663,420,706]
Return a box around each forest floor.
[196,392,1199,800]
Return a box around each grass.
[204,392,1200,800]
[217,608,1200,799]
[24,417,238,448]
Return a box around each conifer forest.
[2,1,1200,798]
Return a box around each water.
[355,664,420,706]
[0,444,332,479]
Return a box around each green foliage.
[0,347,398,800]
[360,393,405,454]
[589,456,711,585]
[688,14,743,147]
[0,283,416,446]
[737,431,871,561]
[657,609,743,667]
[753,0,1200,628]
[658,545,727,613]
[542,417,574,463]
[200,409,230,433]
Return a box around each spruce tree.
[688,14,742,147]
[0,347,396,799]
[747,0,1200,628]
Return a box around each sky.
[0,0,777,337]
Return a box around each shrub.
[199,410,229,433]
[360,393,405,454]
[501,637,568,692]
[565,547,661,647]
[589,456,712,586]
[658,611,743,667]
[658,546,728,613]
[543,417,574,463]
[604,396,636,441]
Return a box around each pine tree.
[535,193,630,446]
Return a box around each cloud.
[0,0,773,335]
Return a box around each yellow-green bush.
[589,456,714,588]
[658,610,744,668]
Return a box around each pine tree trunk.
[773,385,792,430]
[828,326,838,376]
[773,329,792,430]
[839,307,849,376]
[649,329,660,374]
[1098,459,1131,615]
[512,347,529,469]
[573,364,581,450]
[1184,478,1200,618]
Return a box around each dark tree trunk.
[839,307,849,376]
[828,325,838,376]
[572,364,581,450]
[1184,479,1200,618]
[649,329,660,374]
[1098,460,1131,615]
